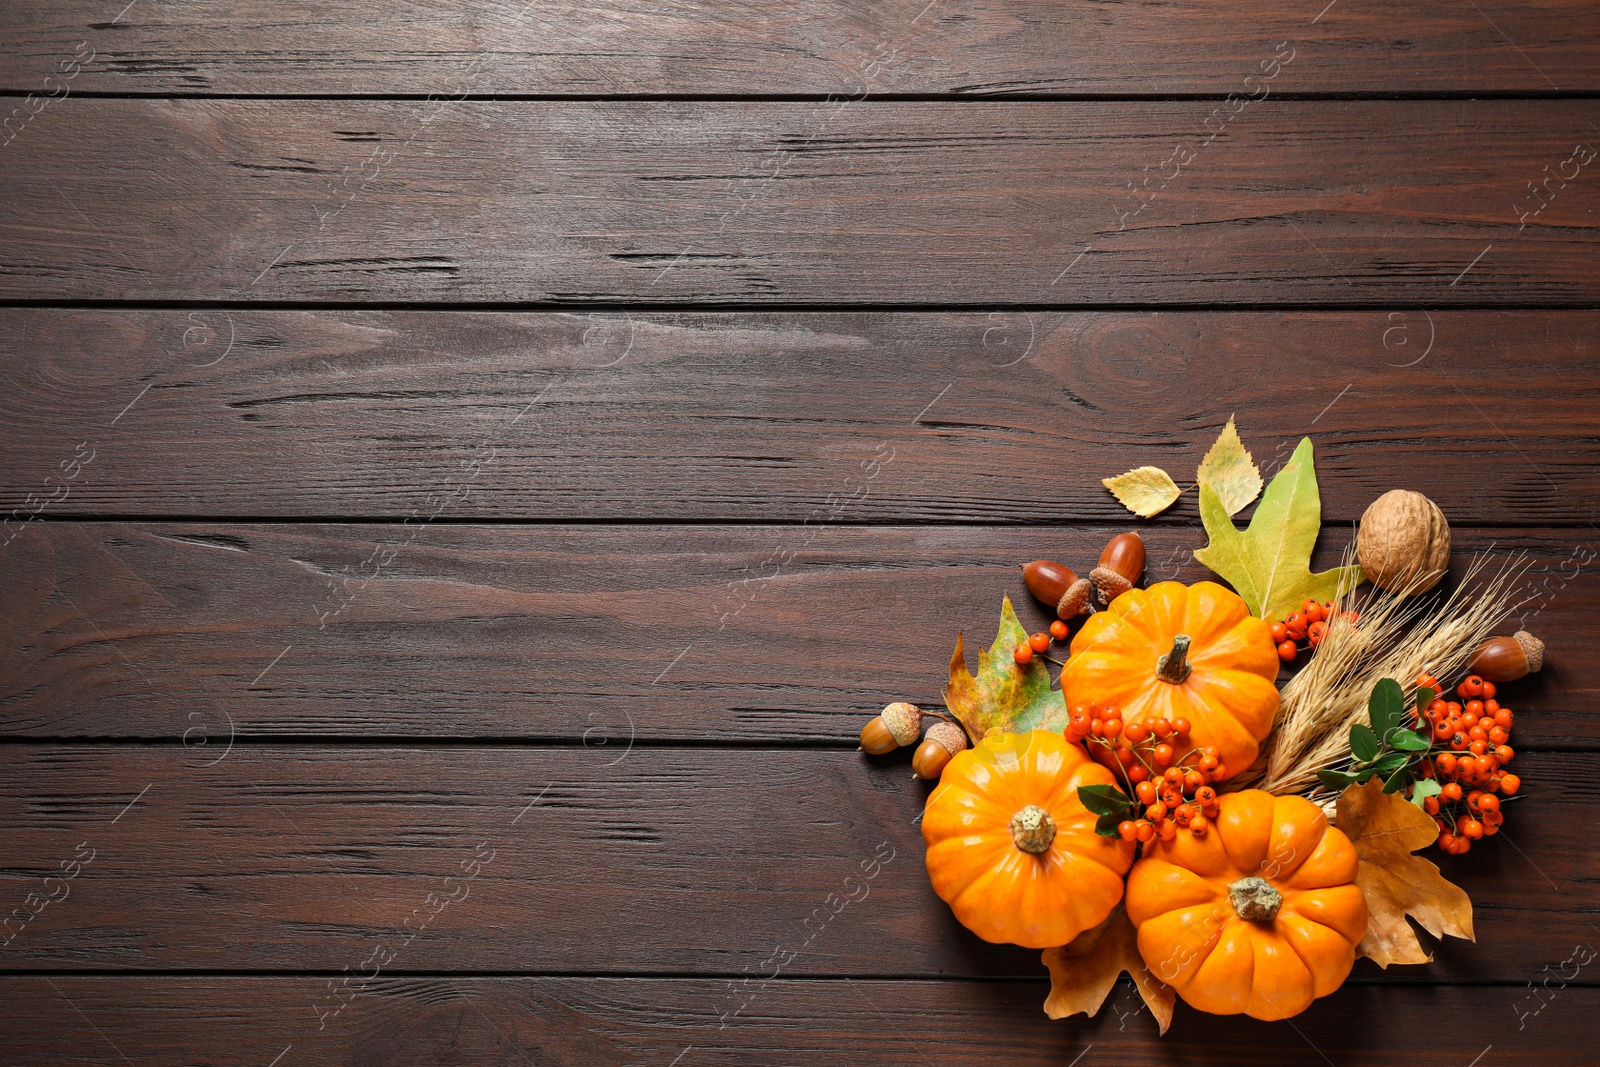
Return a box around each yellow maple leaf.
[1196,416,1263,516]
[1102,466,1181,518]
[1042,904,1175,1034]
[1336,779,1475,967]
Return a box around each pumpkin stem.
[1229,875,1283,922]
[1009,805,1057,854]
[1155,634,1193,684]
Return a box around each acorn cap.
[1057,577,1092,619]
[1514,631,1545,673]
[1090,566,1133,604]
[925,721,969,755]
[881,702,923,747]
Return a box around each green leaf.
[1078,784,1134,818]
[1382,764,1413,794]
[1369,678,1405,737]
[1388,729,1432,753]
[1318,768,1359,791]
[1095,811,1125,838]
[1103,466,1182,518]
[1416,686,1437,714]
[1193,438,1364,621]
[1409,778,1443,808]
[1373,751,1410,776]
[1355,768,1377,784]
[944,596,1068,741]
[1349,724,1380,763]
[1195,416,1264,517]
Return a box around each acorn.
[1468,632,1545,683]
[1090,532,1145,604]
[912,722,969,780]
[859,702,923,755]
[1022,560,1091,619]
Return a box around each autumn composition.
[857,419,1540,1030]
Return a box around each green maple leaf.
[944,596,1068,741]
[1194,437,1362,622]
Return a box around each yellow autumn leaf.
[1042,904,1175,1034]
[1336,779,1475,967]
[1103,466,1181,518]
[1196,416,1263,517]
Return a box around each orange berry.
[1049,619,1070,641]
[1458,756,1478,778]
[1481,681,1497,700]
[1442,782,1463,802]
[1461,819,1484,840]
[1494,708,1513,729]
[1153,744,1175,768]
[1013,643,1034,666]
[1158,820,1177,841]
[1124,721,1150,744]
[1499,773,1521,795]
[1459,675,1485,698]
[1183,769,1206,791]
[1135,820,1155,843]
[1488,726,1509,745]
[1270,622,1289,643]
[1277,640,1298,662]
[1437,831,1457,852]
[1116,745,1138,767]
[1416,673,1439,689]
[1029,632,1050,653]
[1136,781,1159,805]
[1147,802,1168,821]
[1495,745,1514,764]
[1118,820,1138,841]
[1090,720,1104,738]
[1172,718,1192,737]
[1151,719,1173,739]
[1465,699,1484,717]
[1128,763,1149,784]
[1307,620,1328,645]
[1284,612,1307,638]
[1211,762,1227,780]
[1423,796,1440,815]
[1477,793,1501,815]
[1483,808,1504,826]
[1163,766,1184,785]
[1435,753,1457,776]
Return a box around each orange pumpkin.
[922,730,1135,948]
[1061,581,1279,781]
[1124,790,1368,1020]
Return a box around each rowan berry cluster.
[1271,597,1359,663]
[1068,704,1228,843]
[1013,619,1070,665]
[1413,672,1520,854]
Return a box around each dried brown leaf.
[1337,779,1475,967]
[1042,903,1174,1034]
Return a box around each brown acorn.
[1090,532,1146,604]
[1468,632,1545,683]
[859,702,923,755]
[1022,560,1091,619]
[912,722,969,780]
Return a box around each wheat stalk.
[1245,550,1534,800]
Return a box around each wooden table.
[2,3,1597,1062]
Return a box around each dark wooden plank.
[1,524,1591,743]
[4,0,1598,96]
[2,101,1597,304]
[3,310,1598,524]
[0,745,1591,977]
[3,977,1594,1065]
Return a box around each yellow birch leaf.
[1196,416,1263,516]
[1103,466,1181,518]
[1336,779,1475,968]
[1042,903,1175,1034]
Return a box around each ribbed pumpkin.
[922,730,1135,948]
[1124,790,1368,1020]
[1061,580,1279,781]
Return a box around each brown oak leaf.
[1337,779,1475,967]
[1042,903,1174,1034]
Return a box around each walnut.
[1356,490,1451,594]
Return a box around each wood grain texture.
[3,101,1597,304]
[3,0,1598,96]
[3,310,1598,524]
[0,746,1592,979]
[2,524,1593,743]
[2,977,1592,1066]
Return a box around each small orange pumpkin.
[1124,790,1368,1020]
[922,730,1135,948]
[1061,580,1279,780]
